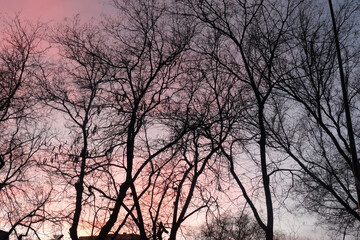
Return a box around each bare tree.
[266,0,360,236]
[95,1,194,239]
[38,16,113,240]
[328,0,360,215]
[179,1,302,239]
[0,15,52,239]
[38,0,197,239]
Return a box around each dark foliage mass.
[0,0,359,239]
[198,213,266,240]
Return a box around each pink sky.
[0,0,113,22]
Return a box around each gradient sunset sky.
[0,0,112,21]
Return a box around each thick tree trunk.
[69,129,88,240]
[258,104,273,240]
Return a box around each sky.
[0,0,113,22]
